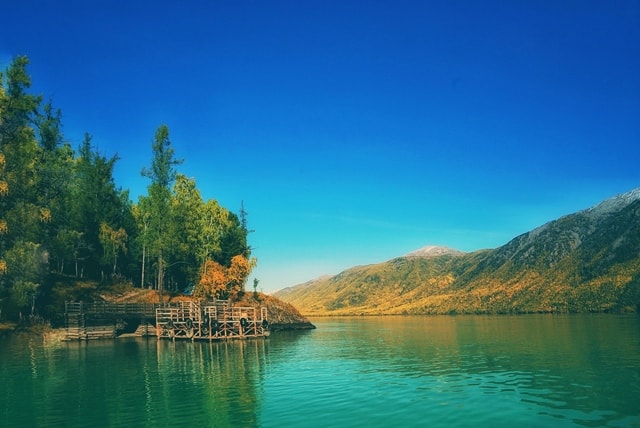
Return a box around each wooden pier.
[155,300,269,341]
[64,300,269,341]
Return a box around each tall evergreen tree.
[169,174,204,290]
[34,101,74,270]
[218,209,251,267]
[198,199,229,273]
[0,56,41,148]
[141,125,183,299]
[0,56,43,317]
[68,133,131,279]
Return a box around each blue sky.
[1,1,639,292]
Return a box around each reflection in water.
[1,315,639,427]
[1,337,275,427]
[153,339,270,426]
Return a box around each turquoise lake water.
[1,315,639,427]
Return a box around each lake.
[1,315,639,427]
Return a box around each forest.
[0,56,255,323]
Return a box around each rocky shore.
[258,295,316,331]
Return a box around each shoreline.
[1,321,315,343]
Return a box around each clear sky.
[1,1,639,293]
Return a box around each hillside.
[275,189,640,315]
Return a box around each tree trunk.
[157,251,164,303]
[141,244,146,288]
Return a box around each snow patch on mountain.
[585,188,640,219]
[404,245,465,258]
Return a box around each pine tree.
[141,125,183,300]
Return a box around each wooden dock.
[63,300,269,341]
[155,300,269,341]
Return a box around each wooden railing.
[65,301,163,318]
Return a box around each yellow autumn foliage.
[195,254,256,300]
[195,259,228,300]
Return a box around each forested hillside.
[0,57,254,322]
[276,189,640,315]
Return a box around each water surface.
[1,315,639,427]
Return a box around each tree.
[4,241,45,316]
[227,254,253,299]
[193,254,256,300]
[199,199,229,271]
[34,101,74,272]
[0,66,40,246]
[99,222,127,275]
[141,125,183,300]
[69,133,130,279]
[169,174,204,289]
[51,228,83,275]
[0,57,43,318]
[218,212,249,267]
[194,259,228,300]
[141,125,182,189]
[0,56,41,148]
[132,201,151,288]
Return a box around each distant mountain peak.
[585,188,640,218]
[404,245,465,258]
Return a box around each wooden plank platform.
[63,300,269,341]
[155,301,270,341]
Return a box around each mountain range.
[274,188,640,315]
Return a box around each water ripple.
[2,315,640,427]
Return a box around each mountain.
[403,245,465,258]
[275,189,640,315]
